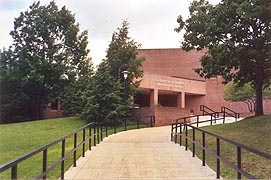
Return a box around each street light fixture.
[122,70,129,103]
[122,70,129,80]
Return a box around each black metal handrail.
[200,105,219,118]
[221,106,240,121]
[172,113,224,128]
[0,116,155,179]
[171,118,271,179]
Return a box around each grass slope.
[0,117,148,179]
[0,117,86,179]
[185,115,271,179]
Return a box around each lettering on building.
[155,79,184,89]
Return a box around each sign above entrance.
[155,79,184,90]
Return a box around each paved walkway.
[64,125,217,179]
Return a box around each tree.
[0,1,92,122]
[105,20,145,100]
[224,83,271,112]
[80,21,144,123]
[175,0,271,116]
[224,83,256,112]
[1,49,37,123]
[60,76,92,116]
[81,63,129,123]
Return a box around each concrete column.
[150,89,158,107]
[177,92,185,108]
[177,93,181,108]
[181,91,185,108]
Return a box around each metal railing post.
[82,129,86,157]
[211,115,213,125]
[171,124,174,141]
[197,116,199,127]
[94,125,96,146]
[185,124,188,151]
[223,108,226,124]
[237,146,241,179]
[202,132,205,166]
[114,123,117,134]
[61,140,65,180]
[216,138,220,179]
[179,123,182,146]
[192,128,195,157]
[11,164,17,180]
[73,133,77,167]
[97,124,100,144]
[100,125,103,141]
[89,126,92,150]
[174,123,178,143]
[137,117,139,129]
[42,149,47,179]
[106,123,108,137]
[124,119,127,131]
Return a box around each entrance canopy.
[134,73,206,108]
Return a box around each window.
[51,100,58,110]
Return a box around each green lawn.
[180,115,271,179]
[0,117,148,179]
[0,117,86,179]
[3,115,270,179]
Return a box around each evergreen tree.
[81,21,144,123]
[82,63,128,123]
[105,20,145,99]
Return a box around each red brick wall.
[137,48,271,117]
[131,107,190,126]
[41,101,64,119]
[185,77,271,117]
[138,48,205,81]
[263,98,271,115]
[131,107,154,124]
[132,107,154,117]
[42,109,63,119]
[154,107,190,126]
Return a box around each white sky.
[0,0,220,67]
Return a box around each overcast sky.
[0,0,220,66]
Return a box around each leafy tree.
[0,1,92,122]
[105,20,145,100]
[224,83,271,112]
[1,49,37,123]
[175,0,271,116]
[224,83,256,112]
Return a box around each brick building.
[131,48,271,126]
[43,48,270,124]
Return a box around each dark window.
[51,100,58,110]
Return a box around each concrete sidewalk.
[189,115,243,128]
[64,126,217,180]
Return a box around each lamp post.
[122,70,129,103]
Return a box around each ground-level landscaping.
[183,115,271,179]
[1,115,270,179]
[0,117,86,179]
[0,116,148,179]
